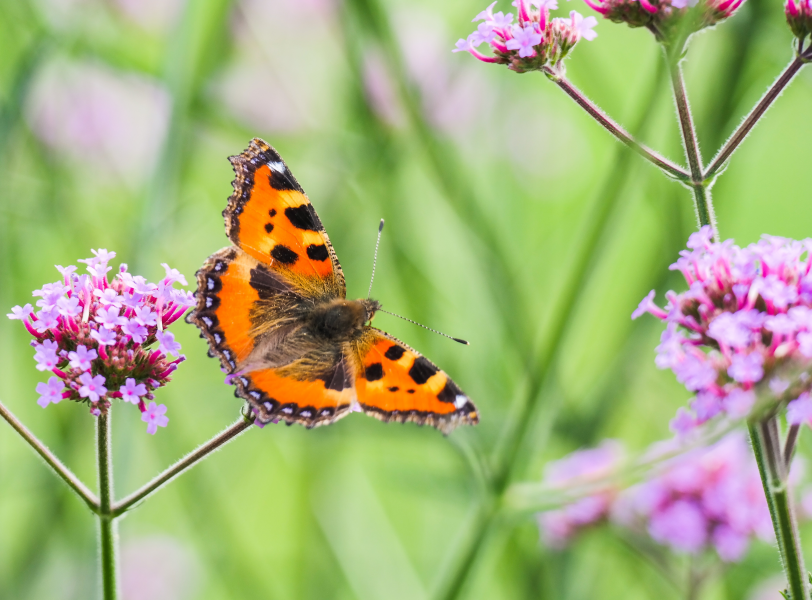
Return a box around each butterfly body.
[187,138,478,434]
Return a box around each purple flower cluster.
[453,0,597,74]
[786,0,812,41]
[538,433,787,561]
[633,227,812,435]
[584,0,744,43]
[612,434,773,561]
[537,440,624,548]
[7,249,193,434]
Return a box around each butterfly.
[186,138,478,434]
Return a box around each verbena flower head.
[612,433,774,561]
[453,0,598,74]
[7,250,194,434]
[539,433,795,561]
[583,0,744,44]
[633,227,812,435]
[537,440,625,547]
[786,0,812,42]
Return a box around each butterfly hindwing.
[352,328,478,434]
[225,138,345,297]
[235,356,356,428]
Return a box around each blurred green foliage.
[2,0,812,599]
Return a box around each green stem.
[749,419,808,600]
[0,398,100,511]
[97,412,118,600]
[668,60,719,240]
[546,71,690,181]
[112,415,254,516]
[704,57,806,180]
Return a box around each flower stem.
[704,57,806,180]
[0,398,100,511]
[111,414,254,516]
[749,418,808,600]
[544,70,691,182]
[96,411,118,600]
[668,61,718,240]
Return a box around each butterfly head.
[361,298,381,323]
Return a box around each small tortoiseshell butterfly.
[187,138,478,434]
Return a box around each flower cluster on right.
[633,227,812,436]
[538,432,801,561]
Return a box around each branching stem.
[704,57,807,180]
[544,69,691,182]
[668,61,718,240]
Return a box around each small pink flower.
[142,401,169,435]
[78,372,107,403]
[36,377,65,408]
[90,327,117,346]
[570,11,598,41]
[68,345,98,371]
[120,378,148,404]
[95,306,128,329]
[506,24,542,58]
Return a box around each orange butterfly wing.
[353,328,478,434]
[225,137,345,295]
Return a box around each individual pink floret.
[141,402,169,435]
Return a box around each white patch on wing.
[454,394,468,409]
[267,160,285,173]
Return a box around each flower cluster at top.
[538,433,789,561]
[786,0,812,42]
[583,0,744,45]
[633,227,812,436]
[7,249,194,434]
[453,0,598,74]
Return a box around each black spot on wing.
[269,208,277,217]
[408,356,438,385]
[388,386,399,392]
[271,244,299,265]
[285,205,319,231]
[437,379,463,404]
[365,363,384,381]
[249,266,289,300]
[264,222,274,233]
[306,244,329,261]
[384,344,405,361]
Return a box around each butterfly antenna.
[378,309,469,345]
[367,219,384,299]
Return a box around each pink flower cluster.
[613,434,774,561]
[453,0,597,74]
[537,440,624,548]
[786,0,812,41]
[584,0,744,42]
[7,249,193,434]
[633,227,812,436]
[538,433,786,561]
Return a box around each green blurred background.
[2,0,812,598]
